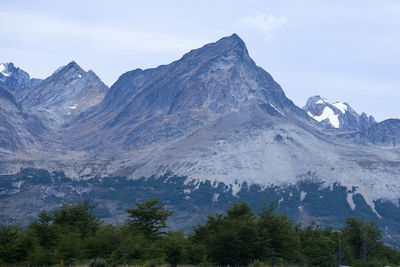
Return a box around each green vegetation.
[1,199,400,266]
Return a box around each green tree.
[190,202,258,266]
[343,217,382,262]
[298,222,335,267]
[86,224,120,261]
[162,231,187,267]
[256,202,300,263]
[51,200,100,238]
[0,224,28,264]
[126,198,173,240]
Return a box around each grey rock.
[0,63,32,91]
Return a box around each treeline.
[1,199,400,266]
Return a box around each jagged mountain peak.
[0,62,32,91]
[179,33,250,67]
[51,61,85,77]
[98,33,296,127]
[18,61,108,124]
[304,95,375,131]
[201,33,247,55]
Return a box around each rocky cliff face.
[365,119,400,147]
[0,86,48,154]
[0,63,33,92]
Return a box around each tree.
[257,202,300,262]
[51,200,100,238]
[190,202,258,266]
[343,217,382,262]
[162,231,187,267]
[126,198,173,240]
[298,222,335,267]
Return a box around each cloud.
[239,14,287,33]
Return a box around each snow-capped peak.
[303,95,376,131]
[307,107,340,128]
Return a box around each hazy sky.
[1,0,399,121]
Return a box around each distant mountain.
[303,95,376,131]
[364,119,400,147]
[17,61,108,125]
[0,63,33,92]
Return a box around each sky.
[1,0,399,121]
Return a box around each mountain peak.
[19,61,108,124]
[220,33,245,46]
[209,33,248,56]
[180,34,250,64]
[0,62,32,91]
[303,95,376,130]
[52,61,84,76]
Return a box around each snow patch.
[212,193,220,202]
[0,64,10,77]
[333,102,348,113]
[308,106,340,128]
[300,191,307,201]
[78,74,82,78]
[346,193,356,210]
[316,98,328,104]
[270,104,285,116]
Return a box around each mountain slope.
[0,86,48,155]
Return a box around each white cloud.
[239,14,287,33]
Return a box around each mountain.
[17,61,108,125]
[303,95,376,131]
[67,34,313,151]
[0,63,34,92]
[1,34,400,246]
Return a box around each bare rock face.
[17,61,108,125]
[365,119,400,147]
[68,34,312,151]
[0,86,47,152]
[304,95,376,131]
[0,63,33,92]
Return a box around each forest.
[1,198,400,267]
